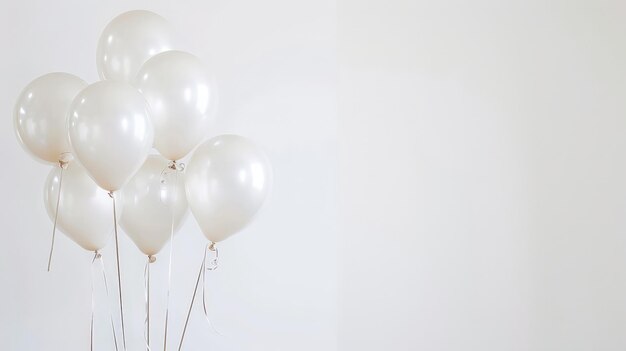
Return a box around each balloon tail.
[91,251,120,351]
[47,162,67,272]
[177,245,209,351]
[110,192,127,350]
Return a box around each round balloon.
[68,80,154,191]
[185,135,272,243]
[135,50,217,161]
[14,73,87,163]
[44,161,116,252]
[120,155,188,256]
[97,10,173,82]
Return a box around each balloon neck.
[94,251,102,259]
[148,255,156,263]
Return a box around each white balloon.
[136,50,217,161]
[185,135,272,243]
[68,80,154,191]
[97,10,173,82]
[44,161,116,252]
[14,73,87,163]
[120,155,188,256]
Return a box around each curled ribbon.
[201,244,222,336]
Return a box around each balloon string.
[91,252,120,351]
[177,244,208,351]
[162,209,174,351]
[47,163,65,272]
[110,192,127,350]
[201,244,222,336]
[162,162,181,351]
[144,256,154,351]
[91,252,97,351]
[99,254,120,351]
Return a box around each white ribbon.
[110,191,127,350]
[90,251,120,351]
[162,161,183,351]
[144,255,156,351]
[177,243,220,351]
[47,162,67,272]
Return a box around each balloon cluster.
[13,12,273,348]
[14,10,272,257]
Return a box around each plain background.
[339,0,626,350]
[0,0,336,350]
[3,0,626,350]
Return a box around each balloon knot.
[94,251,102,259]
[58,152,73,168]
[208,242,216,252]
[59,160,69,169]
[108,191,114,198]
[148,255,156,263]
[168,160,185,172]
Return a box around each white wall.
[339,0,626,350]
[0,1,336,350]
[5,0,626,350]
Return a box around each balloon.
[135,50,217,161]
[97,10,173,82]
[120,155,188,256]
[68,80,154,191]
[44,161,116,252]
[14,73,87,163]
[185,135,272,243]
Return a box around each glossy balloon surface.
[68,80,154,191]
[14,73,87,163]
[185,135,272,243]
[136,50,217,161]
[97,10,173,82]
[44,162,116,252]
[120,155,188,256]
